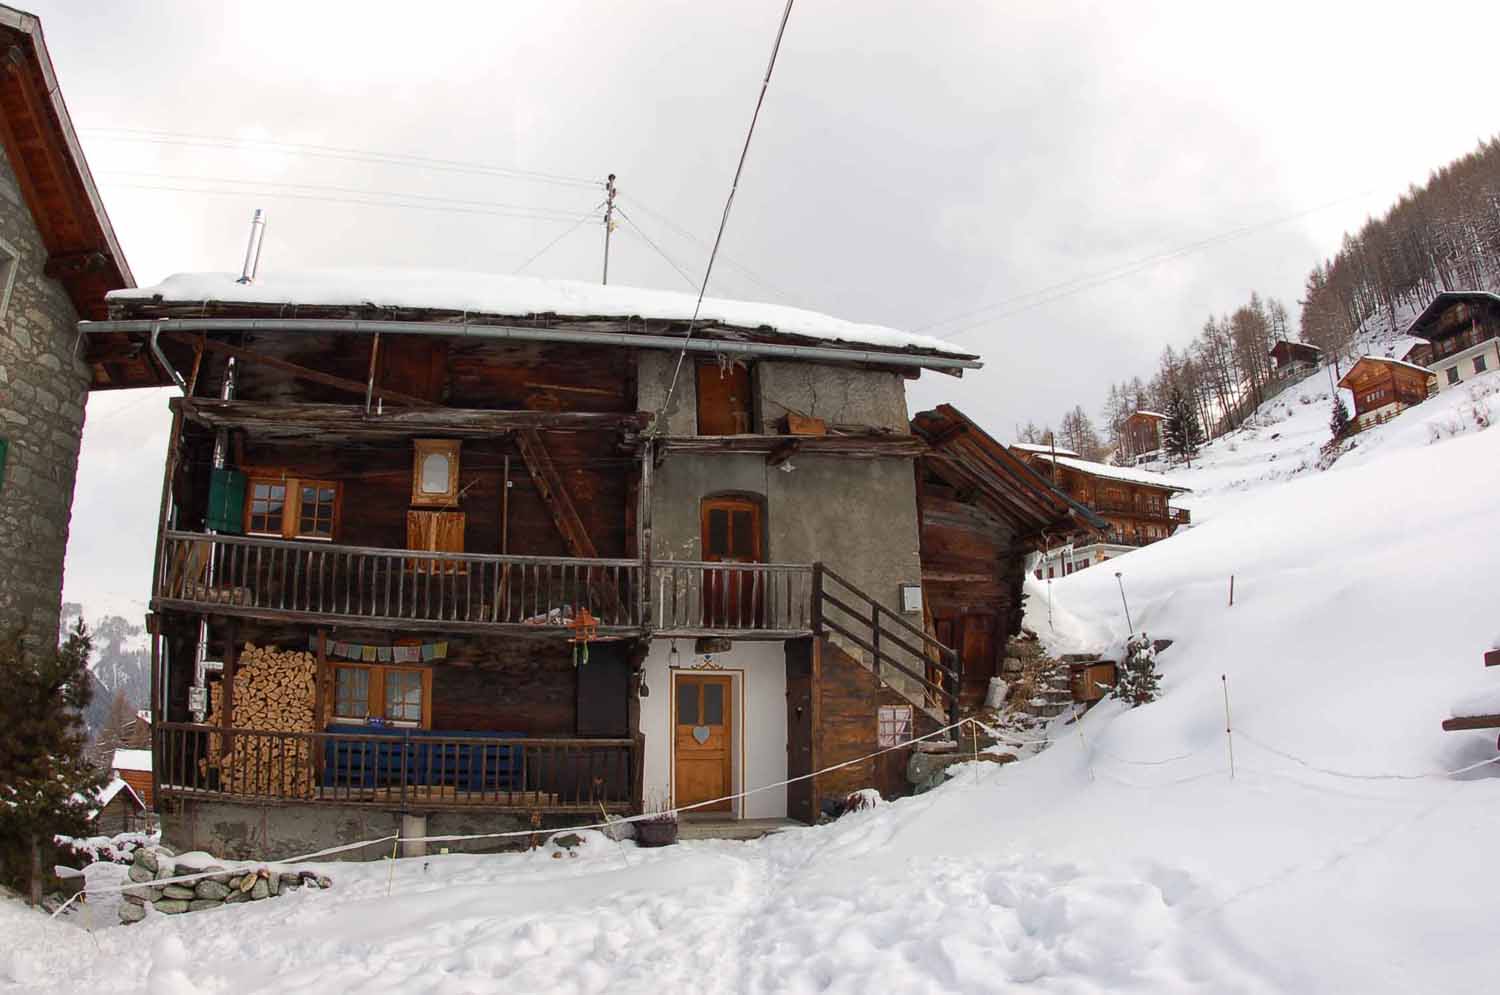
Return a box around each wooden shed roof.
[912,404,1107,538]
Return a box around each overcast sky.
[44,0,1500,620]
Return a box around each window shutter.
[207,468,246,534]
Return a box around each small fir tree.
[0,621,106,905]
[1162,386,1203,467]
[1329,395,1351,440]
[1111,633,1161,707]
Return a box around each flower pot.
[635,818,679,847]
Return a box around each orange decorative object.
[569,609,599,665]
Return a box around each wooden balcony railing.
[158,531,643,630]
[1169,507,1191,525]
[650,560,816,635]
[154,722,638,813]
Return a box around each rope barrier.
[50,716,1500,918]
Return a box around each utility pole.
[601,173,617,285]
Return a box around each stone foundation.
[119,845,331,924]
[163,799,540,861]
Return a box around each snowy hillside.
[7,379,1500,994]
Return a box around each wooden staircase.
[811,565,961,728]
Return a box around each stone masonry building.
[0,7,134,644]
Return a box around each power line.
[111,180,601,227]
[84,126,600,189]
[614,206,700,291]
[618,191,795,302]
[514,201,609,274]
[916,191,1378,341]
[653,0,798,433]
[101,169,593,221]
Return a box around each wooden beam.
[173,398,652,442]
[162,331,437,408]
[516,428,599,558]
[1441,714,1500,732]
[1485,649,1500,668]
[658,434,927,460]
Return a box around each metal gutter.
[81,317,983,372]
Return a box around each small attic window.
[0,238,17,323]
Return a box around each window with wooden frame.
[245,474,342,541]
[411,439,461,507]
[329,663,432,727]
[695,359,754,435]
[877,704,913,747]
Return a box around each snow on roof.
[1029,453,1192,493]
[111,748,151,772]
[1129,410,1167,420]
[1009,442,1081,458]
[109,269,975,358]
[1385,336,1430,362]
[94,776,143,811]
[1339,353,1436,383]
[1450,685,1500,720]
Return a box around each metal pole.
[237,209,265,284]
[1114,571,1133,635]
[1221,674,1235,780]
[602,174,617,285]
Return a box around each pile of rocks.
[119,846,332,924]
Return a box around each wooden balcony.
[157,531,644,634]
[651,561,816,638]
[155,722,638,814]
[156,531,818,638]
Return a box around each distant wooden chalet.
[1268,340,1321,377]
[912,406,1104,707]
[1404,291,1500,393]
[111,747,153,808]
[1009,449,1190,577]
[90,776,148,835]
[79,267,1101,853]
[1119,410,1167,463]
[1336,356,1436,433]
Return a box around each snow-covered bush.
[1110,634,1160,707]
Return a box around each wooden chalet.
[110,747,153,808]
[1268,340,1321,376]
[912,405,1105,707]
[1009,448,1190,576]
[1404,291,1500,393]
[1336,355,1436,434]
[1120,410,1166,463]
[90,776,148,836]
[81,269,1038,854]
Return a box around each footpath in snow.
[6,372,1500,995]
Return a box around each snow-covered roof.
[94,776,144,812]
[1129,410,1167,420]
[1450,685,1500,720]
[108,269,976,359]
[111,748,151,772]
[1009,442,1081,458]
[1028,453,1192,493]
[1385,336,1430,362]
[1339,354,1436,384]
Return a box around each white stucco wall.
[640,638,788,819]
[1432,339,1500,393]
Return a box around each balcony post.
[810,562,824,635]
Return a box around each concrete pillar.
[400,813,427,858]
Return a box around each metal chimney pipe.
[237,209,265,284]
[193,357,238,720]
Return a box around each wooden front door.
[674,673,734,812]
[702,497,763,627]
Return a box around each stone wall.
[0,143,88,645]
[164,799,535,861]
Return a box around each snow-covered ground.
[7,370,1500,994]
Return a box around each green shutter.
[207,468,246,533]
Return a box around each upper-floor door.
[701,497,763,627]
[697,361,753,435]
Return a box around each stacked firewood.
[206,644,318,798]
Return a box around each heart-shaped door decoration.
[692,726,711,744]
